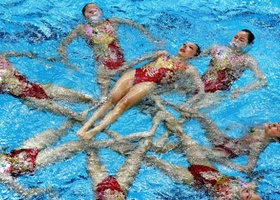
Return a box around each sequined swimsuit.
[189,164,239,199]
[0,57,50,99]
[214,137,249,158]
[95,176,125,200]
[0,148,40,177]
[84,20,125,70]
[202,46,247,93]
[134,54,187,85]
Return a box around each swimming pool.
[0,0,279,199]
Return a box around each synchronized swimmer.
[0,2,272,200]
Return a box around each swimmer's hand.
[230,89,243,99]
[64,62,80,71]
[45,57,80,71]
[28,51,38,59]
[46,57,61,62]
[153,39,166,47]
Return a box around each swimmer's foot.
[72,114,86,123]
[77,128,97,140]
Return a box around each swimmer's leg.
[86,149,108,188]
[144,155,193,184]
[116,138,153,195]
[21,120,75,149]
[79,82,155,140]
[36,140,90,168]
[22,98,85,122]
[42,84,97,104]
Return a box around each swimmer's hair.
[194,43,201,56]
[82,3,102,16]
[241,29,255,44]
[82,3,91,16]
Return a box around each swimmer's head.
[178,42,201,60]
[229,29,255,50]
[82,3,103,24]
[194,43,201,56]
[214,178,262,200]
[264,122,280,139]
[241,29,255,44]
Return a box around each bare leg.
[144,155,194,184]
[153,97,213,167]
[36,140,90,168]
[0,174,53,199]
[116,138,152,195]
[21,120,75,149]
[42,84,96,104]
[76,70,135,136]
[79,82,155,140]
[86,149,108,188]
[23,98,85,122]
[116,116,161,194]
[150,131,178,153]
[97,74,111,100]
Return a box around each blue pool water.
[0,0,279,199]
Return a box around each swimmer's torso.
[134,54,188,85]
[84,20,125,70]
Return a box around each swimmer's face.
[178,42,198,59]
[229,31,249,49]
[102,189,125,200]
[84,4,103,22]
[240,188,262,200]
[264,122,280,138]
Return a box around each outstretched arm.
[144,155,194,185]
[208,149,260,174]
[57,25,84,64]
[199,45,216,57]
[2,51,37,59]
[116,50,168,73]
[180,66,205,108]
[0,174,51,199]
[21,120,75,149]
[22,98,86,122]
[110,18,160,44]
[181,111,227,145]
[231,57,267,99]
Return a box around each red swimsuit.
[202,46,246,93]
[0,57,50,99]
[13,71,50,99]
[134,54,187,85]
[1,148,41,177]
[189,164,239,199]
[95,176,125,200]
[84,20,125,70]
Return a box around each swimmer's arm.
[180,66,205,107]
[243,150,260,173]
[150,131,180,153]
[190,112,227,142]
[2,51,37,59]
[208,146,261,174]
[118,50,168,72]
[199,45,215,57]
[144,155,194,184]
[58,25,84,62]
[111,18,161,44]
[0,173,50,198]
[231,58,267,99]
[211,154,258,174]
